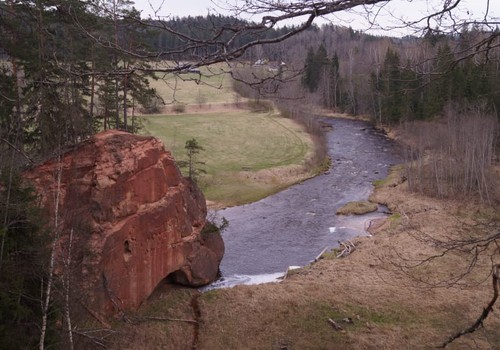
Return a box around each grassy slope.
[142,111,314,206]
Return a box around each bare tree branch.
[438,263,500,348]
[0,138,35,164]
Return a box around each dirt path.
[140,101,251,116]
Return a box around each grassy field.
[141,110,315,206]
[140,62,318,207]
[148,64,237,106]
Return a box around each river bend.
[217,118,400,282]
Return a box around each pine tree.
[0,173,48,348]
[378,47,403,124]
[302,47,319,92]
[329,52,340,110]
[180,138,206,182]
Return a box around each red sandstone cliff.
[24,130,224,316]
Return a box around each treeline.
[273,25,499,201]
[240,24,499,201]
[262,24,500,124]
[145,14,294,62]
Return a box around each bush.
[247,99,273,113]
[139,96,164,114]
[400,104,498,202]
[173,103,186,113]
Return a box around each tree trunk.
[39,153,63,350]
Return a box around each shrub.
[172,103,186,113]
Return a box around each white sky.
[132,0,500,36]
[133,0,219,18]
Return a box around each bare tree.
[39,153,63,350]
[400,104,498,202]
[62,228,75,350]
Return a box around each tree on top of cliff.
[179,138,206,182]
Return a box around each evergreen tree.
[302,47,319,92]
[302,44,330,95]
[180,138,206,182]
[329,52,340,109]
[376,48,403,124]
[0,174,49,348]
[0,0,97,155]
[400,60,424,120]
[424,43,455,117]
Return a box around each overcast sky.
[134,0,219,18]
[132,0,500,36]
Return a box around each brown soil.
[107,165,500,350]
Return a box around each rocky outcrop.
[24,130,224,316]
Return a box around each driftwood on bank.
[336,240,356,258]
[314,247,329,262]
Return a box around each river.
[210,117,400,287]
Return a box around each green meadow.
[141,111,314,206]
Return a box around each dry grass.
[107,165,500,350]
[148,63,237,106]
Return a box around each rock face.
[24,130,224,316]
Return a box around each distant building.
[253,58,268,66]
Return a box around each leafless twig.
[0,138,35,164]
[438,263,500,348]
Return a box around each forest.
[0,0,499,348]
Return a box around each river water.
[211,118,400,287]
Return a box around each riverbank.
[109,163,499,349]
